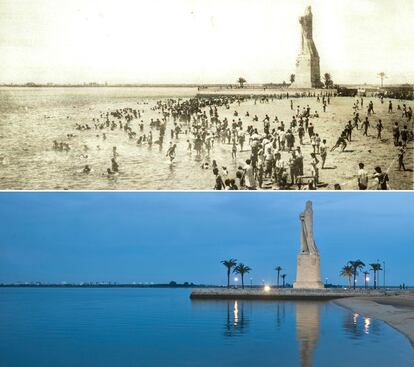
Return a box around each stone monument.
[290,6,322,89]
[293,201,324,289]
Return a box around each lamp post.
[234,277,239,289]
[250,278,253,288]
[363,271,369,289]
[383,261,386,289]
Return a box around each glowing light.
[264,285,271,292]
[233,301,239,325]
[366,277,370,282]
[364,318,371,334]
[234,277,238,282]
[353,313,359,325]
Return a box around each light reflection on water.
[0,288,413,367]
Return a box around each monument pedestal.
[291,54,322,89]
[293,253,324,289]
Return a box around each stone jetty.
[190,288,398,301]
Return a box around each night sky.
[0,192,411,286]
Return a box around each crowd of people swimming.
[50,90,413,190]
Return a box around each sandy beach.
[1,88,412,190]
[335,292,414,348]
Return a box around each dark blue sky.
[0,192,412,286]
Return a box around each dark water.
[0,288,412,367]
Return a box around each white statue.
[298,6,319,58]
[299,201,319,255]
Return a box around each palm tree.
[290,74,295,84]
[363,271,370,289]
[348,260,365,289]
[237,77,247,88]
[370,263,382,289]
[340,265,353,288]
[281,274,287,288]
[221,259,237,288]
[275,266,283,288]
[233,263,252,289]
[377,72,386,88]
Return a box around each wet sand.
[335,293,414,347]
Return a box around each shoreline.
[335,293,414,348]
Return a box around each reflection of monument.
[290,6,322,89]
[296,302,321,367]
[293,201,324,289]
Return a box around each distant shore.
[335,293,414,348]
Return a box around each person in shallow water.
[51,91,411,190]
[166,144,177,162]
[111,158,119,173]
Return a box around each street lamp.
[234,277,239,289]
[383,261,386,289]
[250,277,253,288]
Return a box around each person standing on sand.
[376,120,383,140]
[232,141,237,160]
[357,163,368,190]
[353,113,361,130]
[388,101,393,113]
[397,142,407,171]
[373,166,389,190]
[320,139,328,169]
[362,117,370,136]
[310,153,319,184]
[213,168,225,190]
[393,122,400,146]
[298,124,305,145]
[401,125,409,147]
[368,101,374,115]
[244,159,257,190]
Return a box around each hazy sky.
[1,0,413,84]
[0,192,412,286]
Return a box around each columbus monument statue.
[290,6,322,89]
[293,201,324,289]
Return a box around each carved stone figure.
[290,6,322,89]
[293,201,324,289]
[299,7,319,58]
[299,201,319,255]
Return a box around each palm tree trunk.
[374,271,377,289]
[353,272,356,289]
[227,269,230,288]
[241,274,244,289]
[348,275,351,288]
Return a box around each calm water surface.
[0,288,413,367]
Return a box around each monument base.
[293,253,324,289]
[290,53,322,89]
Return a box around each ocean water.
[0,288,412,367]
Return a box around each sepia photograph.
[0,0,413,190]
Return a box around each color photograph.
[0,192,413,367]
